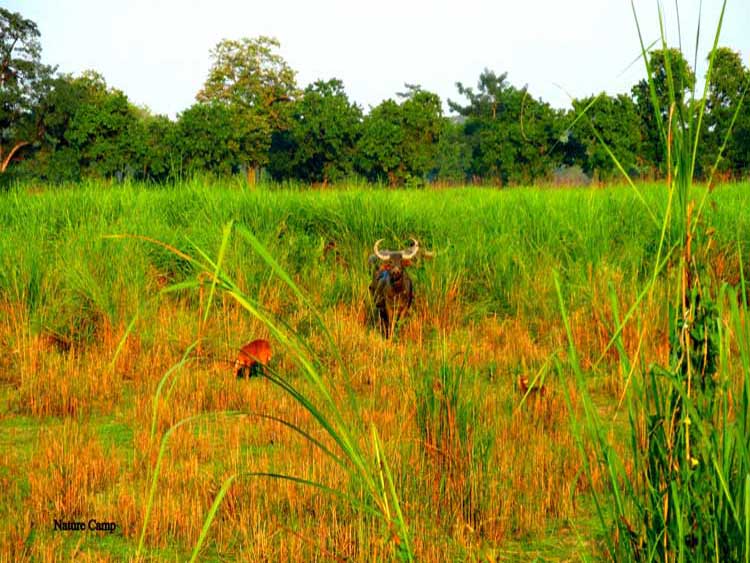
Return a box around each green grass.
[2,179,750,560]
[2,181,749,329]
[551,2,750,560]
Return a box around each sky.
[6,1,750,119]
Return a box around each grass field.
[1,180,749,561]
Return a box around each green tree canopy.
[197,36,298,114]
[269,78,362,184]
[25,71,105,181]
[449,70,513,120]
[434,118,472,183]
[3,4,750,188]
[357,85,443,186]
[0,7,55,172]
[449,69,562,184]
[701,47,750,178]
[132,111,176,182]
[22,71,174,182]
[631,48,696,173]
[174,102,267,177]
[571,93,644,180]
[196,36,299,174]
[63,74,147,179]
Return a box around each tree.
[434,117,472,183]
[23,71,173,182]
[138,113,177,182]
[60,73,144,179]
[0,8,54,173]
[449,70,513,120]
[631,48,696,174]
[174,102,266,177]
[515,98,569,182]
[449,69,562,185]
[397,86,443,181]
[268,78,362,184]
[196,36,299,182]
[571,93,644,181]
[700,47,750,178]
[23,71,97,182]
[356,99,403,185]
[357,85,443,186]
[174,103,236,175]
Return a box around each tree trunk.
[0,141,30,173]
[247,165,258,187]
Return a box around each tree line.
[2,7,748,187]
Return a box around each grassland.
[1,180,749,561]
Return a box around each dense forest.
[1,7,749,187]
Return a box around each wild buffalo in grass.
[368,239,421,338]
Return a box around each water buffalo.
[368,239,420,338]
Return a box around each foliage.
[64,82,141,179]
[6,71,180,183]
[174,102,267,176]
[268,78,362,183]
[0,7,55,172]
[137,113,178,182]
[449,69,561,185]
[197,36,297,115]
[700,47,750,177]
[571,94,644,180]
[2,8,750,187]
[434,118,472,183]
[196,36,299,168]
[357,85,443,186]
[631,48,696,174]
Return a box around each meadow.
[1,180,749,561]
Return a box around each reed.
[555,1,750,560]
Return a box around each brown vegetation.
[0,277,647,561]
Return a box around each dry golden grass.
[0,275,643,561]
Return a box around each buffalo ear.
[402,259,412,267]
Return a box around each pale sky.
[7,1,750,118]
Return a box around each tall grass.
[124,222,414,561]
[4,182,737,329]
[556,1,750,560]
[2,178,750,558]
[413,344,494,529]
